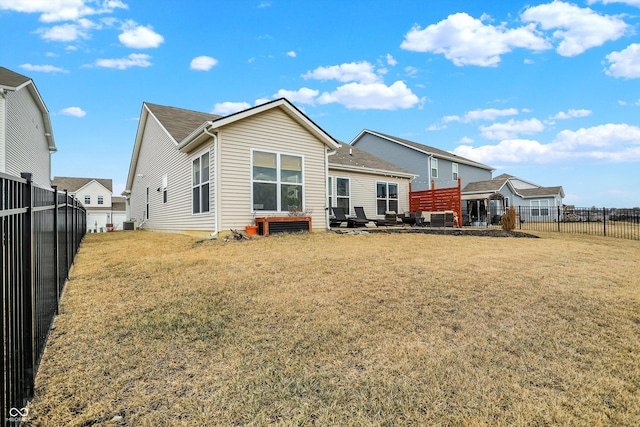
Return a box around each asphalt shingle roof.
[52,177,113,192]
[145,102,222,143]
[0,67,31,88]
[330,144,414,176]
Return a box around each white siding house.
[0,67,56,188]
[124,99,341,236]
[52,177,127,231]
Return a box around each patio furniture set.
[330,207,456,229]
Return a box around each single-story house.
[462,173,565,224]
[350,129,494,191]
[124,100,418,236]
[52,176,127,231]
[124,98,343,236]
[0,66,56,188]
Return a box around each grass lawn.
[26,230,640,426]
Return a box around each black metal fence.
[511,205,639,240]
[1,172,86,426]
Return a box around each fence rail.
[506,205,640,240]
[1,172,86,426]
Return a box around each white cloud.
[400,12,550,67]
[60,106,86,117]
[95,53,152,69]
[286,51,296,58]
[444,108,519,123]
[521,1,629,57]
[386,54,397,66]
[20,63,67,73]
[606,43,640,78]
[454,123,640,164]
[190,56,218,71]
[272,87,319,105]
[302,61,381,84]
[404,66,419,77]
[552,109,592,120]
[480,118,545,140]
[317,81,421,110]
[588,0,640,6]
[0,0,128,22]
[37,22,90,41]
[211,101,251,115]
[118,21,164,48]
[254,98,271,106]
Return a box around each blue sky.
[2,0,640,207]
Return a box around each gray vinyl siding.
[354,133,428,188]
[328,169,410,218]
[4,87,51,187]
[129,112,216,231]
[218,108,328,231]
[353,133,492,191]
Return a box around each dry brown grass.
[26,230,640,426]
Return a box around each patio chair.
[331,207,367,228]
[353,206,382,227]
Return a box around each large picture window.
[531,200,549,217]
[377,182,399,215]
[192,151,210,214]
[252,150,303,212]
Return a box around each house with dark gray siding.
[350,130,493,191]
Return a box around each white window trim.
[334,176,351,214]
[192,149,211,215]
[84,195,90,205]
[376,181,399,215]
[452,163,458,181]
[431,157,438,179]
[97,195,104,205]
[251,148,305,213]
[531,200,549,217]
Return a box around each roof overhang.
[461,192,496,201]
[328,163,416,179]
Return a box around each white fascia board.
[125,104,151,192]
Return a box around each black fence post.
[19,173,34,403]
[603,207,607,237]
[52,186,60,313]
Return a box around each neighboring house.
[0,66,56,188]
[124,98,341,236]
[52,176,127,231]
[461,173,565,224]
[350,130,494,191]
[328,144,415,218]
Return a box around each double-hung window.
[452,163,458,181]
[335,177,350,214]
[376,182,399,215]
[431,158,438,179]
[162,175,168,204]
[84,195,90,205]
[97,195,104,205]
[252,150,303,212]
[192,151,210,214]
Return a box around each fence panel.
[1,173,86,426]
[512,205,640,241]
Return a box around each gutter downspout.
[203,126,220,237]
